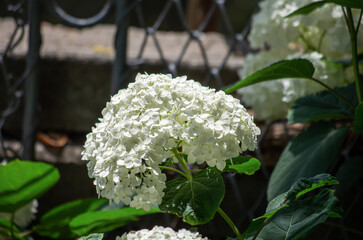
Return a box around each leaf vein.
[285,211,296,240]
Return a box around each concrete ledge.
[1,18,244,68]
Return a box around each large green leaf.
[224,59,314,93]
[244,173,339,238]
[267,122,348,201]
[224,156,261,175]
[267,174,339,212]
[288,83,357,124]
[285,1,326,17]
[286,0,363,18]
[70,208,160,236]
[353,103,363,132]
[159,168,225,225]
[246,189,342,240]
[35,198,108,239]
[325,0,363,8]
[335,155,363,197]
[0,160,60,212]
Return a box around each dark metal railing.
[22,0,41,160]
[1,0,28,161]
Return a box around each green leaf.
[0,229,25,240]
[37,198,157,238]
[285,0,363,17]
[159,168,225,225]
[289,175,339,199]
[285,1,326,17]
[288,83,357,124]
[0,217,20,233]
[242,217,268,239]
[0,218,24,240]
[353,103,363,132]
[224,59,315,93]
[335,155,363,197]
[0,160,60,213]
[36,198,108,239]
[244,173,338,236]
[244,174,340,239]
[78,233,104,240]
[267,174,339,212]
[70,208,160,236]
[243,207,290,239]
[324,0,363,9]
[246,189,342,240]
[267,122,348,201]
[224,156,261,175]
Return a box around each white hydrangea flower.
[284,52,346,102]
[249,0,363,58]
[0,199,38,227]
[82,73,260,210]
[116,226,209,240]
[237,51,289,121]
[237,51,346,122]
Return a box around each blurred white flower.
[0,199,38,227]
[238,51,346,122]
[237,51,290,121]
[249,0,363,58]
[82,73,260,210]
[116,226,209,240]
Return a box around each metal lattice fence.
[0,0,361,239]
[0,0,28,161]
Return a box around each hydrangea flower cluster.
[116,226,209,240]
[238,51,346,121]
[0,199,38,227]
[249,0,363,58]
[82,73,260,210]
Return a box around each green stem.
[170,148,192,179]
[324,222,363,237]
[299,31,317,52]
[217,208,244,240]
[311,77,356,109]
[356,9,363,33]
[317,30,327,53]
[10,212,15,239]
[19,229,34,237]
[159,165,188,178]
[346,8,363,103]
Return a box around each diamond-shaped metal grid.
[124,0,251,89]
